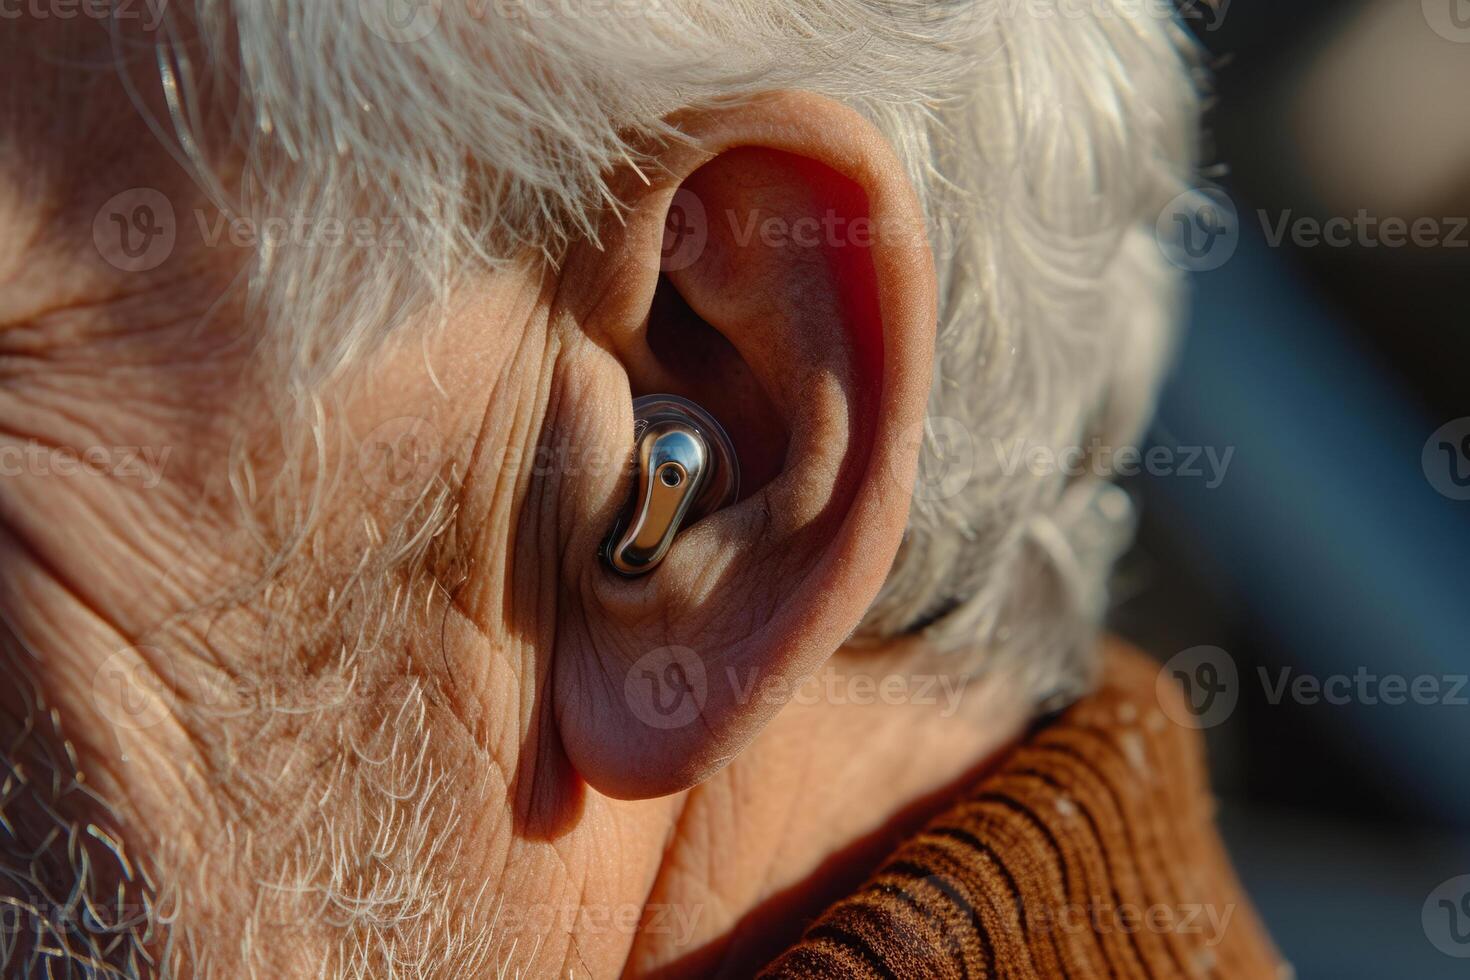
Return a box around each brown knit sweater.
[761,647,1285,979]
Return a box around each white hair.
[152,0,1201,712]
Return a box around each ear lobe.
[553,93,936,800]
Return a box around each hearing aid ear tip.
[630,394,739,510]
[604,395,741,576]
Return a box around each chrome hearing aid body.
[605,395,739,576]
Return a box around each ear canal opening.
[643,272,788,499]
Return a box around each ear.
[552,92,936,800]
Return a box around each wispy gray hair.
[156,0,1201,712]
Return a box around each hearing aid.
[604,395,740,576]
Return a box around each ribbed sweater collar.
[761,646,1285,979]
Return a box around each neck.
[625,643,1027,977]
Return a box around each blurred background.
[1110,2,1470,976]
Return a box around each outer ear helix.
[603,395,740,576]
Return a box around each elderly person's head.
[3,2,1208,976]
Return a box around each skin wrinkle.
[438,314,553,758]
[0,549,208,835]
